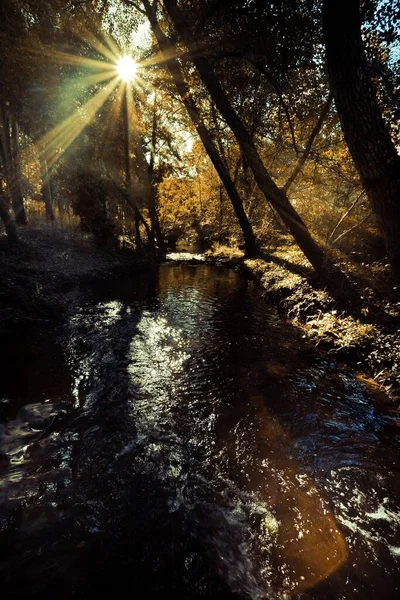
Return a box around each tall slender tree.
[138,0,259,257]
[0,180,18,243]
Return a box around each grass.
[208,241,400,400]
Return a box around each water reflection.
[68,265,355,597]
[68,264,400,598]
[1,263,399,598]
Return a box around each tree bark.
[322,0,400,281]
[0,106,27,225]
[163,0,351,294]
[148,92,165,247]
[0,189,18,244]
[9,115,27,225]
[39,156,55,220]
[140,0,259,258]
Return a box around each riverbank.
[0,226,149,336]
[207,242,400,401]
[1,227,398,400]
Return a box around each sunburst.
[116,55,138,82]
[34,31,147,172]
[32,14,187,176]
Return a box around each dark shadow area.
[1,264,399,599]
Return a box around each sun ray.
[132,70,154,95]
[98,29,122,63]
[38,76,120,168]
[27,11,160,175]
[140,44,191,69]
[100,83,125,154]
[71,24,121,64]
[30,48,113,72]
[77,69,120,88]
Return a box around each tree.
[0,105,27,225]
[138,0,259,257]
[73,169,117,246]
[0,180,18,243]
[322,0,400,280]
[162,0,352,294]
[39,156,55,220]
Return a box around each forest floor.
[0,225,149,337]
[207,241,400,401]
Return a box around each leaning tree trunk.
[322,0,400,281]
[140,0,258,258]
[39,156,55,221]
[163,0,351,294]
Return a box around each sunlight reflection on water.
[166,251,205,261]
[61,264,400,598]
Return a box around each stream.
[1,261,399,598]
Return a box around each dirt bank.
[0,226,150,336]
[207,243,400,401]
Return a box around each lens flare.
[117,55,138,82]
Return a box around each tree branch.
[282,91,333,193]
[123,0,147,15]
[331,213,371,246]
[212,51,299,155]
[328,190,365,241]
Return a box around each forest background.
[0,0,398,279]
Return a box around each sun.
[116,55,138,82]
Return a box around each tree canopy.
[0,0,398,282]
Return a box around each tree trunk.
[163,0,351,294]
[0,106,27,225]
[131,117,164,248]
[122,88,154,256]
[9,116,27,225]
[0,190,18,244]
[322,0,400,281]
[39,156,55,221]
[147,183,164,247]
[134,210,142,253]
[140,0,259,258]
[148,92,166,248]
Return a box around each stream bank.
[207,243,400,401]
[0,226,150,336]
[1,227,398,400]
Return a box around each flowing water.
[1,262,399,598]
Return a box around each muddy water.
[1,263,399,599]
